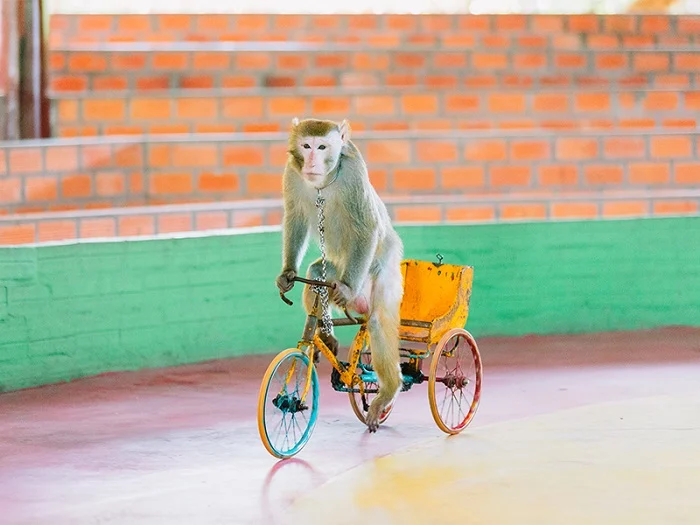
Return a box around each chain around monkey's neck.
[316,155,342,191]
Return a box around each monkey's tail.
[367,270,403,410]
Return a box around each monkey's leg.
[365,265,403,433]
[303,258,339,361]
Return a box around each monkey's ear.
[339,119,351,144]
[291,117,300,128]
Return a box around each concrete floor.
[1,327,699,525]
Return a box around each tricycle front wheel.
[257,348,319,459]
[428,328,482,434]
[347,333,394,426]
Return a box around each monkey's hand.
[330,280,354,307]
[276,269,297,293]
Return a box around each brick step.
[1,130,699,217]
[48,46,700,93]
[48,14,700,48]
[2,189,699,246]
[49,87,700,138]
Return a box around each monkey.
[275,117,404,433]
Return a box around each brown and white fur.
[276,118,404,432]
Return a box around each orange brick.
[0,224,35,245]
[9,149,43,173]
[394,53,425,68]
[441,167,485,188]
[119,215,155,237]
[584,165,624,185]
[352,53,390,70]
[393,168,436,191]
[37,220,77,243]
[651,136,692,159]
[117,14,150,31]
[113,146,143,168]
[57,100,78,122]
[569,15,599,32]
[232,210,265,228]
[197,172,239,193]
[634,54,669,71]
[311,97,351,115]
[552,202,598,219]
[514,53,546,69]
[458,15,490,31]
[472,53,507,69]
[219,97,263,118]
[539,165,579,185]
[556,138,598,160]
[25,177,58,201]
[0,178,21,203]
[366,142,411,164]
[653,200,698,215]
[445,94,479,112]
[441,34,476,47]
[384,74,416,87]
[130,98,171,120]
[268,144,289,167]
[150,173,193,194]
[193,52,230,70]
[603,137,646,159]
[596,53,626,69]
[51,75,88,91]
[465,140,507,161]
[685,92,700,110]
[401,94,438,114]
[575,93,610,111]
[663,119,696,129]
[488,94,525,113]
[111,54,146,71]
[79,218,116,238]
[603,201,648,217]
[77,14,112,31]
[434,52,467,69]
[96,172,125,196]
[176,98,217,119]
[157,213,193,234]
[642,92,678,111]
[500,204,547,220]
[235,14,267,30]
[446,206,494,222]
[395,206,441,223]
[640,15,669,32]
[247,173,282,195]
[153,52,188,69]
[268,97,306,116]
[94,76,129,90]
[674,54,700,71]
[50,52,66,71]
[157,14,190,30]
[491,166,531,186]
[532,15,563,32]
[0,150,5,175]
[68,53,107,71]
[61,175,92,198]
[555,53,586,68]
[45,146,79,172]
[195,211,229,230]
[387,14,417,30]
[369,169,387,190]
[138,76,172,90]
[511,140,551,161]
[356,95,396,115]
[223,146,265,166]
[495,14,526,31]
[416,141,457,163]
[171,145,218,168]
[533,94,569,112]
[675,163,700,184]
[180,76,214,89]
[84,99,125,121]
[316,54,349,68]
[81,145,111,170]
[629,163,670,184]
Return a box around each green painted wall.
[0,217,698,392]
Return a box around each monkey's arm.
[281,206,309,274]
[339,226,379,297]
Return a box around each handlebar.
[279,276,357,323]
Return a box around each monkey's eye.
[318,145,326,150]
[303,144,311,149]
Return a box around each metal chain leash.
[315,189,333,336]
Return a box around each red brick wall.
[50,87,700,138]
[48,14,700,46]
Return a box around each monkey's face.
[296,133,343,187]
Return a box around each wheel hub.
[272,393,308,414]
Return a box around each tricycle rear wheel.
[428,328,482,434]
